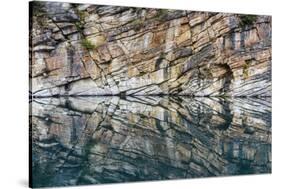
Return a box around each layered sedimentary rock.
[31,96,271,187]
[30,2,272,187]
[30,2,272,97]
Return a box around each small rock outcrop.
[30,2,271,97]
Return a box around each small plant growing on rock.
[131,19,143,25]
[159,52,166,59]
[77,10,87,21]
[243,63,250,78]
[239,15,257,28]
[155,9,169,20]
[75,22,84,31]
[74,9,87,32]
[131,19,145,31]
[81,39,96,50]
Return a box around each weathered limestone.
[30,2,271,97]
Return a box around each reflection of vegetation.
[32,1,49,28]
[239,15,257,28]
[36,17,48,27]
[81,39,96,50]
[32,1,46,16]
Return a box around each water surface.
[30,96,271,187]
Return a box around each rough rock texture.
[30,2,272,97]
[31,96,271,187]
[29,2,272,187]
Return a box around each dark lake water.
[30,96,271,187]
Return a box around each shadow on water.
[30,96,271,188]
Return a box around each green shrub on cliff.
[155,9,169,21]
[131,19,145,31]
[81,39,96,50]
[243,63,250,78]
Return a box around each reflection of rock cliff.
[30,2,271,97]
[31,97,271,187]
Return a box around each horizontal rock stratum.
[30,2,272,97]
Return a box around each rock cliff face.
[31,96,271,187]
[30,2,272,187]
[30,2,271,97]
